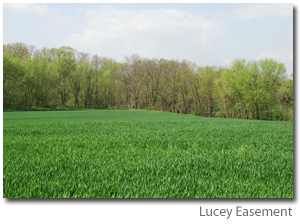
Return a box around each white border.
[0,1,298,224]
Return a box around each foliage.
[3,43,293,121]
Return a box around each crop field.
[3,109,293,198]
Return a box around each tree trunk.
[255,104,260,120]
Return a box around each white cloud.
[60,6,226,61]
[234,4,292,19]
[4,3,49,14]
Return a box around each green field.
[3,109,293,198]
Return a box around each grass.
[3,109,293,198]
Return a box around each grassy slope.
[3,109,293,198]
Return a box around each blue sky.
[3,3,293,74]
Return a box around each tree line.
[3,43,293,121]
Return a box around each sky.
[3,3,293,75]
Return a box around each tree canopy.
[3,43,293,121]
